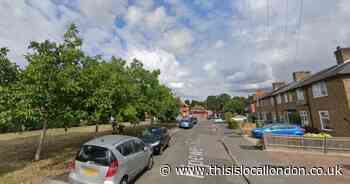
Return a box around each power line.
[284,0,289,41]
[294,0,304,63]
[266,0,270,41]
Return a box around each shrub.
[304,126,320,133]
[304,133,332,138]
[228,119,239,129]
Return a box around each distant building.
[250,89,267,113]
[190,105,208,119]
[180,101,190,117]
[253,46,350,136]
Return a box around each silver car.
[68,135,153,184]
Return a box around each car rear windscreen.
[76,145,114,166]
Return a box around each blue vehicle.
[251,123,305,138]
[179,120,194,129]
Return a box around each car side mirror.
[143,146,148,152]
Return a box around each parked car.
[191,117,198,124]
[213,118,225,123]
[251,123,305,138]
[140,127,170,155]
[179,119,194,129]
[232,115,247,122]
[68,135,153,184]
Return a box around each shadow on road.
[239,145,262,150]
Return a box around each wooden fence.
[263,134,350,155]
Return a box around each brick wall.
[307,77,350,136]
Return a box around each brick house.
[190,105,208,119]
[254,47,350,136]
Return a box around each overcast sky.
[1,0,350,100]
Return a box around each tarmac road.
[45,119,246,184]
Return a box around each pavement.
[44,119,348,184]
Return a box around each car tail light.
[68,160,75,171]
[105,160,119,179]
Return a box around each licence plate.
[82,167,99,177]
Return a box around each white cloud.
[127,48,189,90]
[125,6,144,26]
[160,28,194,55]
[203,61,217,78]
[214,40,225,48]
[2,0,350,99]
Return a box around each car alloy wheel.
[120,176,128,184]
[159,146,163,155]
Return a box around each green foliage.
[304,133,332,138]
[0,23,179,134]
[0,47,20,86]
[289,112,301,124]
[206,93,248,114]
[224,112,238,129]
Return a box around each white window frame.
[296,89,304,101]
[262,112,267,121]
[276,95,282,104]
[299,111,309,127]
[272,112,277,121]
[284,111,289,123]
[318,111,332,131]
[279,112,284,121]
[284,93,288,103]
[312,81,328,98]
[270,97,274,106]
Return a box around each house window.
[319,111,332,130]
[312,81,328,98]
[296,89,304,101]
[270,97,274,106]
[262,112,267,121]
[279,112,284,121]
[272,112,277,121]
[299,111,309,127]
[284,112,289,123]
[277,95,282,104]
[284,93,288,103]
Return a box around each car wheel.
[147,156,154,170]
[158,146,163,155]
[120,176,128,184]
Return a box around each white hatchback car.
[68,135,153,184]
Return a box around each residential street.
[135,119,246,184]
[46,119,349,184]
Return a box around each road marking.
[184,140,209,179]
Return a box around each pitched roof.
[292,61,350,89]
[258,62,350,99]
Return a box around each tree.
[217,93,231,111]
[223,96,245,114]
[0,48,19,86]
[0,48,24,133]
[206,96,218,112]
[22,23,84,160]
[0,23,181,161]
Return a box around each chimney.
[293,71,311,82]
[255,89,267,97]
[334,46,350,65]
[272,82,286,90]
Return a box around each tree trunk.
[34,117,48,161]
[95,122,99,136]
